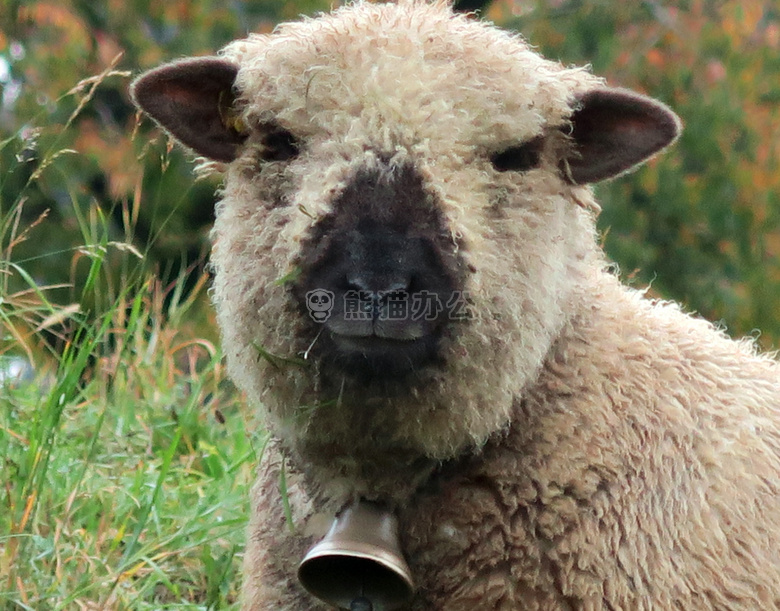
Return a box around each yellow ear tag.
[218,91,247,135]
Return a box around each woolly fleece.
[133,1,780,609]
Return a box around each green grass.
[0,274,263,609]
[0,75,263,608]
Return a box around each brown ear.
[563,88,682,185]
[131,57,246,162]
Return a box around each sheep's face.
[132,1,679,462]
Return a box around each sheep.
[131,1,780,609]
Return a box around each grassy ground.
[0,272,262,609]
[1,83,263,609]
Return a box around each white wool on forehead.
[221,0,602,153]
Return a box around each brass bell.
[298,500,415,610]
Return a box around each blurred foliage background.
[2,0,779,354]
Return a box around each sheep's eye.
[490,136,544,172]
[259,124,299,162]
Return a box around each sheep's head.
[132,1,680,471]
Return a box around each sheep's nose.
[338,224,418,296]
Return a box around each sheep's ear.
[131,57,246,162]
[562,88,681,185]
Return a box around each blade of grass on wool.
[279,456,295,534]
